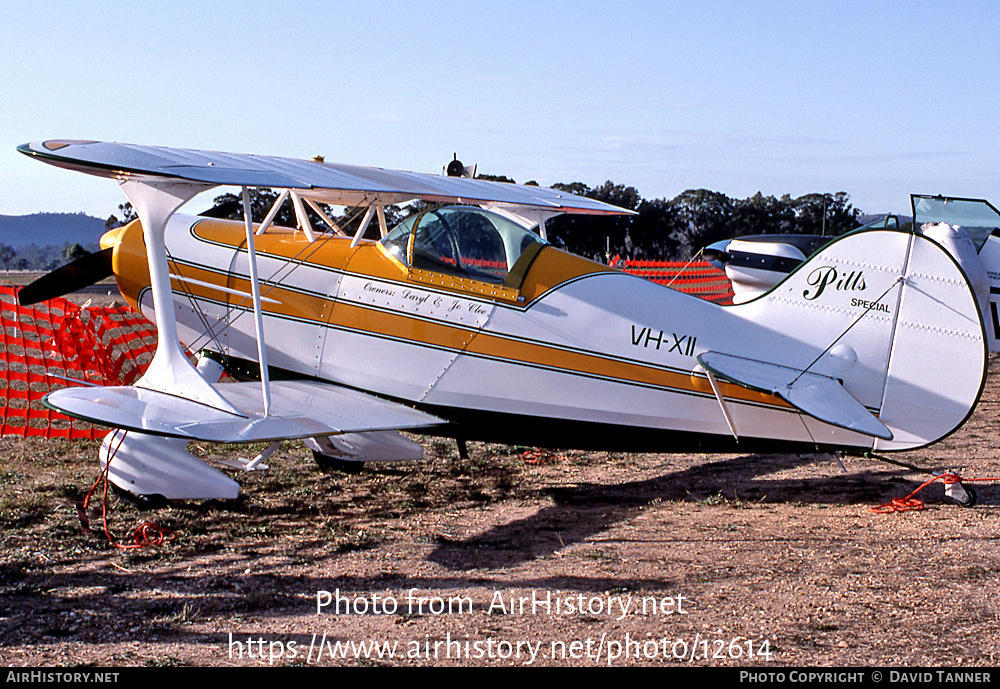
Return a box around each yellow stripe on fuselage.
[110,216,787,409]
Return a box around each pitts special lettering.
[850,298,890,313]
[630,326,697,356]
[803,266,866,300]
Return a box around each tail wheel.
[947,485,978,508]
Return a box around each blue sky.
[1,1,997,219]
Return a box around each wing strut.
[120,179,241,414]
[350,200,388,247]
[704,367,739,440]
[242,185,272,416]
[304,197,345,236]
[289,191,316,242]
[256,189,290,236]
[351,205,376,247]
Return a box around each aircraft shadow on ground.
[0,566,676,650]
[427,452,989,570]
[0,452,993,650]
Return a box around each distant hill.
[0,212,106,249]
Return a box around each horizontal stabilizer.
[43,380,443,443]
[697,351,892,440]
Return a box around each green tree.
[65,243,88,261]
[630,197,683,260]
[671,189,734,258]
[105,202,137,230]
[792,192,860,235]
[545,182,642,261]
[731,192,795,237]
[209,188,298,227]
[0,244,15,271]
[477,173,516,184]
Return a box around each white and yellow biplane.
[15,140,990,506]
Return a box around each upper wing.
[17,140,631,215]
[698,351,893,440]
[43,380,444,443]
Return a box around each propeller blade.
[17,247,114,306]
[17,201,240,307]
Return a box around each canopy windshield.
[912,195,1000,251]
[381,206,546,284]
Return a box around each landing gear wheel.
[312,450,366,474]
[948,484,978,508]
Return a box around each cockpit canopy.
[381,206,547,285]
[912,195,1000,252]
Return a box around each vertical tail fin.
[728,228,987,451]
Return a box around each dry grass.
[1,365,1000,666]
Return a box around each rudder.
[727,228,986,451]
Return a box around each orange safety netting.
[617,260,735,304]
[0,285,157,439]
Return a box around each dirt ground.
[1,355,999,667]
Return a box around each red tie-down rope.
[871,472,998,513]
[521,449,567,464]
[78,430,175,549]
